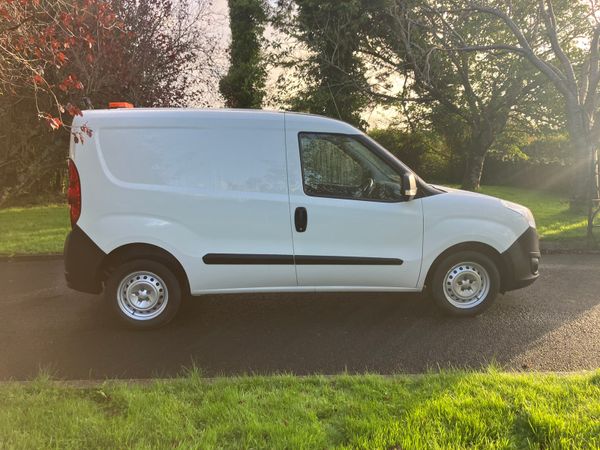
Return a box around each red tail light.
[67,159,81,228]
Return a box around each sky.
[211,0,229,24]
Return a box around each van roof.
[74,108,359,134]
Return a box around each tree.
[273,0,372,128]
[369,127,451,179]
[362,0,549,190]
[220,0,267,108]
[110,0,222,108]
[0,0,124,204]
[452,1,600,214]
[0,0,120,131]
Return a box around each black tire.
[430,250,500,316]
[105,259,182,329]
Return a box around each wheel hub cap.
[452,271,482,299]
[443,262,490,309]
[117,271,169,320]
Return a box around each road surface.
[1,254,598,379]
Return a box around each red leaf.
[66,103,82,116]
[81,125,93,137]
[46,117,63,130]
[61,12,73,27]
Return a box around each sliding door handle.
[294,207,307,232]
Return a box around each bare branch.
[538,0,578,93]
[465,2,573,97]
[584,25,600,115]
[442,44,526,54]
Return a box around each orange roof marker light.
[108,102,134,109]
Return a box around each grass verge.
[0,204,69,255]
[0,369,598,449]
[0,186,590,255]
[475,186,588,242]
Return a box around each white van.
[64,108,539,328]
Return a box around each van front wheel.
[105,259,182,328]
[430,251,500,316]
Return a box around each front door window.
[299,133,403,202]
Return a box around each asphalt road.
[1,254,599,380]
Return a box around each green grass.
[475,186,588,242]
[0,204,70,255]
[0,369,598,449]
[0,186,589,255]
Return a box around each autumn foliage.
[0,0,124,132]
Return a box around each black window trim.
[297,131,440,203]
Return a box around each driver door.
[286,131,424,289]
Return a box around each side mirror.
[403,173,417,200]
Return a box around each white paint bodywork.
[70,109,531,295]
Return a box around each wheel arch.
[424,241,510,293]
[99,243,191,296]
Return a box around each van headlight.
[501,200,536,228]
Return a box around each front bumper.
[64,226,106,294]
[501,227,540,292]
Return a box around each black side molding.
[203,254,294,265]
[203,253,403,265]
[295,255,403,265]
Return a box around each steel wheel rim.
[117,271,168,320]
[443,262,490,309]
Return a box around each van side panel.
[75,112,297,293]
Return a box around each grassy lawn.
[0,204,70,255]
[0,186,589,255]
[475,186,588,242]
[0,369,598,449]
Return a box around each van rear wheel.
[430,250,500,316]
[105,259,181,328]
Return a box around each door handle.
[295,207,307,232]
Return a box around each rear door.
[285,127,424,289]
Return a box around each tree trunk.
[461,127,495,191]
[565,100,593,212]
[461,152,486,190]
